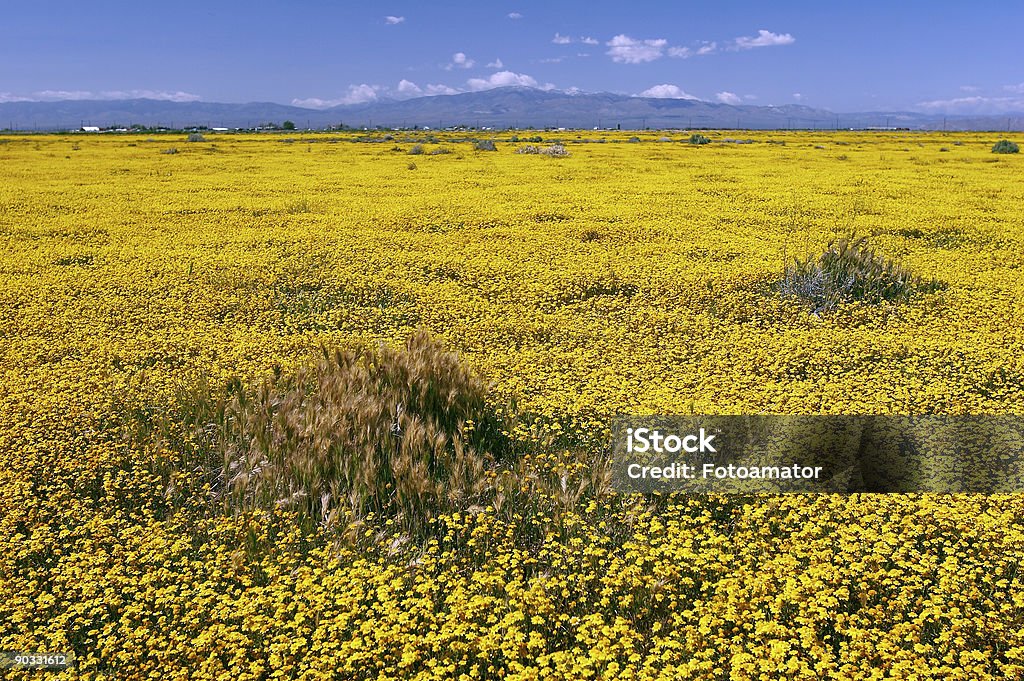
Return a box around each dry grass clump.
[515,143,569,157]
[179,331,513,532]
[780,235,943,313]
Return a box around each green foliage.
[780,236,943,313]
[688,134,711,145]
[282,120,296,131]
[991,139,1019,154]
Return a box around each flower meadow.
[1,131,1023,679]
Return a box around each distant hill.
[1,87,1022,131]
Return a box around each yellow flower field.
[1,131,1022,679]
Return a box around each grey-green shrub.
[780,236,942,313]
[992,139,1019,154]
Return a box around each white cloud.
[31,90,96,100]
[292,83,381,108]
[487,58,504,68]
[916,95,1024,114]
[960,85,980,93]
[580,36,599,45]
[467,70,539,90]
[668,46,692,58]
[507,12,522,19]
[105,90,201,101]
[397,79,422,96]
[564,86,585,95]
[792,93,803,101]
[696,42,718,56]
[384,15,404,25]
[733,30,795,50]
[716,91,741,105]
[607,35,668,64]
[4,89,201,102]
[539,57,565,64]
[425,83,459,95]
[638,84,699,100]
[446,52,475,70]
[552,32,572,44]
[1004,83,1024,94]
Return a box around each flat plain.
[1,131,1022,679]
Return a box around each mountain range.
[2,87,1022,131]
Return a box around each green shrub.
[780,236,942,313]
[474,140,497,151]
[688,134,711,145]
[991,139,1019,154]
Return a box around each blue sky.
[1,0,1022,113]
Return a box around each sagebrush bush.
[408,144,424,155]
[474,140,497,151]
[178,331,513,533]
[187,133,206,142]
[991,139,1019,154]
[780,236,942,313]
[688,134,711,145]
[516,144,569,157]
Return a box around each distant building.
[81,126,100,132]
